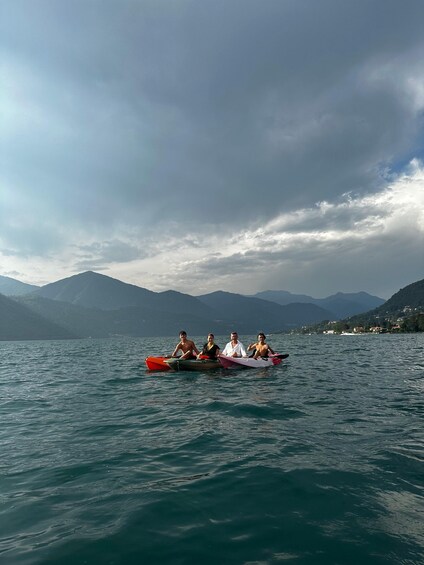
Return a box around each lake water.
[1,333,423,565]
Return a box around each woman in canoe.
[198,333,220,359]
[247,333,275,359]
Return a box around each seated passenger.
[247,333,275,359]
[198,333,220,359]
[221,332,247,358]
[171,330,199,359]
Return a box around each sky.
[1,0,424,299]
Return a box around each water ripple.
[0,334,423,564]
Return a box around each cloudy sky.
[1,0,424,298]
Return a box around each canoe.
[145,356,171,371]
[218,353,288,369]
[146,353,289,371]
[164,358,221,372]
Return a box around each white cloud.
[136,161,424,297]
[1,161,423,294]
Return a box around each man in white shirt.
[221,332,247,358]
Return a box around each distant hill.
[9,275,334,338]
[376,279,424,314]
[0,293,76,340]
[347,278,424,325]
[298,277,424,333]
[16,295,113,338]
[0,275,39,296]
[34,271,214,318]
[253,290,385,319]
[16,294,232,338]
[0,270,401,340]
[197,291,333,332]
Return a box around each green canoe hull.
[164,358,221,371]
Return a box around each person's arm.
[247,342,256,351]
[197,344,206,358]
[171,343,181,357]
[268,345,275,355]
[192,342,200,355]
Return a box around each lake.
[1,333,423,564]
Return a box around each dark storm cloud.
[1,0,424,296]
[2,0,424,237]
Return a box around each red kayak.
[145,356,171,371]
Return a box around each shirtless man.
[247,333,275,359]
[171,331,199,359]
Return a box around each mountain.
[253,290,385,319]
[16,294,232,338]
[34,270,154,309]
[34,271,213,318]
[10,275,334,339]
[197,291,333,332]
[376,279,424,314]
[0,275,39,296]
[299,278,424,333]
[16,295,113,338]
[0,293,76,340]
[320,292,385,319]
[0,270,398,340]
[347,278,424,325]
[330,291,385,310]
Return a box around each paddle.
[254,353,289,360]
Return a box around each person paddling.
[247,333,275,359]
[171,331,199,359]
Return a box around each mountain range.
[0,275,39,296]
[344,278,424,327]
[0,271,387,340]
[253,290,385,319]
[0,293,76,340]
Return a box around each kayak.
[164,358,221,372]
[146,353,289,371]
[145,356,171,371]
[218,353,289,369]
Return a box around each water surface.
[1,334,423,564]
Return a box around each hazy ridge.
[0,271,389,340]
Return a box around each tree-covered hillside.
[377,279,424,313]
[294,278,424,333]
[0,294,76,340]
[347,278,424,326]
